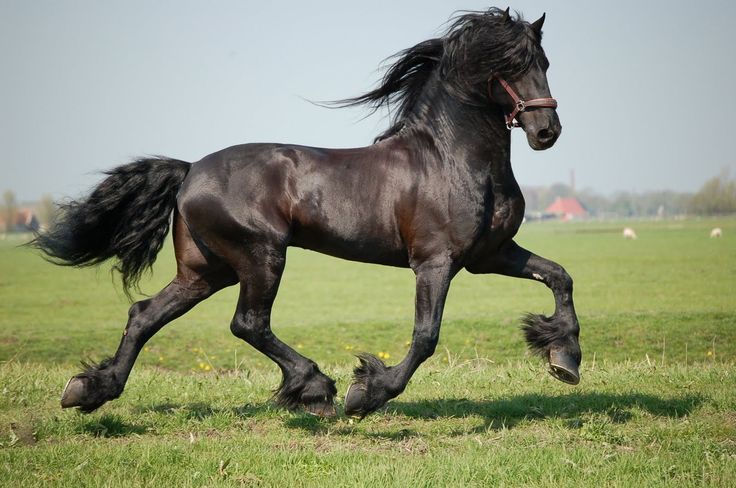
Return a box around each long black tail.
[31,157,191,296]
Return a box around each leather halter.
[489,76,558,130]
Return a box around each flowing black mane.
[335,8,544,140]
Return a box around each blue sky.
[2,1,735,201]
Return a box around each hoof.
[344,383,368,418]
[304,402,337,418]
[548,348,580,385]
[60,377,87,408]
[60,375,112,413]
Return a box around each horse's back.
[176,142,414,267]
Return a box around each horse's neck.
[398,80,513,177]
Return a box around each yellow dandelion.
[378,351,390,360]
[158,356,164,362]
[405,341,411,347]
[297,343,303,349]
[707,350,713,357]
[198,362,206,369]
[344,345,354,351]
[204,364,212,371]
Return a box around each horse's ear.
[531,13,546,34]
[502,7,511,24]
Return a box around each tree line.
[523,171,736,218]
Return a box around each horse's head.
[335,8,562,149]
[486,12,561,150]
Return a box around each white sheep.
[710,227,722,238]
[623,227,637,240]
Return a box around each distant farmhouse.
[545,197,587,221]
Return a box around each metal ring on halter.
[515,100,526,112]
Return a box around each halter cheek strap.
[489,76,558,130]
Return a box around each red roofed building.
[545,197,587,221]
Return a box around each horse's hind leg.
[227,247,337,417]
[61,215,237,412]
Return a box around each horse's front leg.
[467,239,581,385]
[344,258,457,418]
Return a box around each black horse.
[33,8,581,418]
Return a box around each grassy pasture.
[0,218,735,486]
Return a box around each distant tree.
[521,186,540,212]
[641,190,692,217]
[576,189,610,217]
[37,194,58,228]
[688,171,736,215]
[2,190,17,232]
[610,192,635,217]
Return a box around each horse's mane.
[333,8,543,140]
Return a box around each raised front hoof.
[548,348,580,385]
[60,377,108,413]
[60,377,85,408]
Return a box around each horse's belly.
[288,181,410,267]
[290,229,410,268]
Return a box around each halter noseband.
[489,76,558,130]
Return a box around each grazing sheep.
[710,227,722,238]
[623,227,637,239]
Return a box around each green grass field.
[1,218,735,486]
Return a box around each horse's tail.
[30,157,191,296]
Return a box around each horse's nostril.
[537,128,554,142]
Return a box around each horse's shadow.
[75,414,149,437]
[75,391,704,438]
[75,402,275,437]
[286,391,704,436]
[133,401,277,420]
[390,391,703,432]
